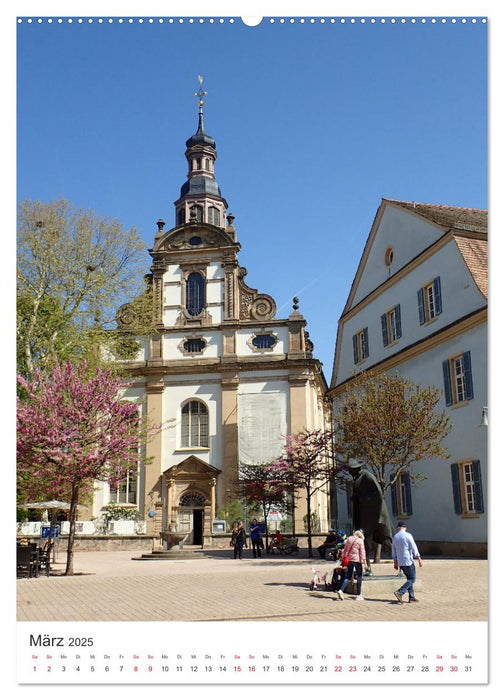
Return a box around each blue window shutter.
[395,305,402,338]
[381,314,388,346]
[417,289,425,325]
[442,360,453,406]
[472,460,484,513]
[390,474,398,516]
[363,327,369,359]
[352,334,358,364]
[404,473,413,515]
[451,463,462,514]
[462,351,474,400]
[434,276,442,315]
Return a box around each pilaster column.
[220,373,239,501]
[166,478,176,528]
[144,376,164,536]
[288,371,310,534]
[209,477,217,519]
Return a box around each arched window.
[208,207,220,226]
[179,491,206,507]
[186,272,205,316]
[177,209,185,226]
[205,158,210,171]
[109,409,140,504]
[181,401,209,447]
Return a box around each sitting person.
[268,530,284,553]
[327,554,347,592]
[317,528,338,559]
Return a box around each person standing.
[336,529,368,600]
[391,521,423,603]
[250,518,262,558]
[231,521,247,560]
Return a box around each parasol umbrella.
[19,500,85,562]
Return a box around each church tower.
[115,79,331,546]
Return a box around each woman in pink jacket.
[336,530,368,600]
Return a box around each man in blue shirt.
[391,521,423,603]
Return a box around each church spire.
[175,77,227,228]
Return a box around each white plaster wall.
[235,326,288,356]
[163,331,222,360]
[336,242,486,385]
[353,205,446,305]
[335,323,487,544]
[161,381,222,473]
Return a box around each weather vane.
[195,75,207,107]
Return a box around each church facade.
[93,93,331,545]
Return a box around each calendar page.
[11,0,494,697]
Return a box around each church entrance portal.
[178,492,205,545]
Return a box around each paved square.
[16,549,487,623]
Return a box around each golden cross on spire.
[195,75,207,107]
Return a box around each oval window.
[384,246,394,266]
[252,334,276,349]
[183,338,206,353]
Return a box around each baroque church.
[95,85,331,545]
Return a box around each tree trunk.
[64,487,79,575]
[262,502,269,552]
[306,495,313,558]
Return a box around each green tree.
[334,371,453,496]
[216,499,244,530]
[17,198,152,377]
[273,430,346,558]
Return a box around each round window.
[384,246,394,266]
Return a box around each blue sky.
[16,13,487,378]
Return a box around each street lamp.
[479,406,488,427]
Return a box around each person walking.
[250,518,262,558]
[231,521,247,560]
[391,521,423,603]
[336,529,367,600]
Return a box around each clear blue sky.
[16,15,487,378]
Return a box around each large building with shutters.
[90,93,331,545]
[328,198,487,556]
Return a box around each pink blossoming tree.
[17,360,159,575]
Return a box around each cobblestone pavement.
[17,549,487,622]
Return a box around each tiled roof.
[453,234,488,299]
[384,198,488,233]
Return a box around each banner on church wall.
[237,392,287,465]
